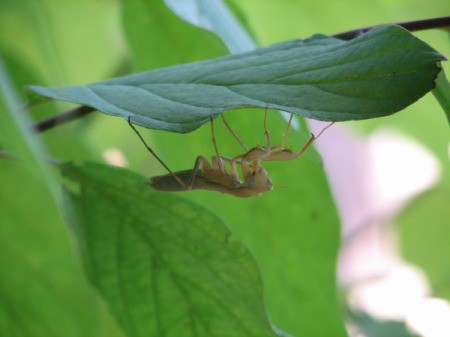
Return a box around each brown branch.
[333,16,450,40]
[32,105,95,132]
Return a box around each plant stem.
[33,105,95,132]
[333,16,450,40]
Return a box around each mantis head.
[246,166,273,193]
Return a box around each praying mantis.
[128,109,332,197]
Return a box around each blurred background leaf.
[0,160,124,337]
[121,0,227,71]
[432,70,450,124]
[349,311,420,337]
[0,1,126,336]
[1,0,449,337]
[0,53,123,337]
[396,186,450,301]
[63,161,278,337]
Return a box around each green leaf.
[28,25,444,133]
[0,0,123,86]
[172,0,257,53]
[62,161,278,337]
[0,56,123,337]
[396,186,450,301]
[432,69,450,126]
[120,0,227,71]
[0,161,124,337]
[349,311,419,337]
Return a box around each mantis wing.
[149,170,196,192]
[150,170,257,197]
[150,170,236,194]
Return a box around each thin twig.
[333,16,450,40]
[32,105,95,132]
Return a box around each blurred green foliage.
[349,311,420,337]
[0,0,448,336]
[228,1,450,308]
[62,161,278,337]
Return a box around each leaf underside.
[29,25,444,133]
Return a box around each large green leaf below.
[28,25,444,132]
[62,161,278,337]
